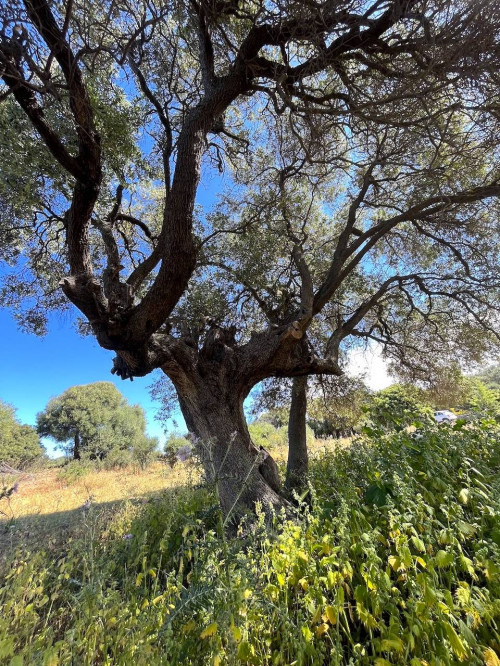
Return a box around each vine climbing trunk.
[285,376,309,492]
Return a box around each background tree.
[460,380,500,419]
[475,364,500,392]
[131,435,160,470]
[366,385,433,432]
[307,376,371,439]
[415,364,474,411]
[2,0,500,515]
[0,400,44,467]
[391,361,500,417]
[36,382,158,460]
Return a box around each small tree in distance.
[0,400,45,467]
[36,382,158,461]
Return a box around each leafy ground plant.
[0,422,499,665]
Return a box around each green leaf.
[200,622,218,639]
[381,637,404,653]
[434,550,454,568]
[365,482,389,507]
[458,488,469,504]
[237,641,254,660]
[411,536,426,552]
[9,657,23,666]
[443,621,468,660]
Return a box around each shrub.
[162,433,193,467]
[249,420,315,450]
[102,447,133,470]
[56,459,93,484]
[165,432,191,453]
[366,384,433,431]
[1,420,500,665]
[248,420,286,449]
[131,437,159,470]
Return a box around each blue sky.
[0,170,226,457]
[0,307,181,456]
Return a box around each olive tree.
[2,0,500,515]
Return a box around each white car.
[433,410,457,424]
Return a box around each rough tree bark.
[176,374,283,519]
[146,322,340,518]
[5,0,500,523]
[285,376,309,492]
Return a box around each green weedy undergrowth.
[1,421,500,665]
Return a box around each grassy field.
[0,461,199,558]
[0,438,347,558]
[1,426,499,665]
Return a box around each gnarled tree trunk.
[285,376,308,492]
[144,322,342,521]
[172,368,283,521]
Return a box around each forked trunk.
[175,375,284,522]
[285,376,309,491]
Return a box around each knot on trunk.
[258,446,282,494]
[202,324,237,361]
[284,320,303,340]
[111,354,135,381]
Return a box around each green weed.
[0,421,499,665]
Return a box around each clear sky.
[0,306,179,456]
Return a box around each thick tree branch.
[313,182,500,314]
[24,0,101,181]
[0,53,85,179]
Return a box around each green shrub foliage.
[0,400,44,467]
[366,385,433,432]
[1,421,500,664]
[164,432,191,453]
[249,419,315,450]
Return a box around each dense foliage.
[1,422,499,665]
[365,386,434,432]
[461,381,500,420]
[254,376,371,439]
[476,366,500,392]
[36,382,158,461]
[0,400,44,467]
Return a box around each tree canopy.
[0,400,44,467]
[36,382,157,460]
[2,0,500,513]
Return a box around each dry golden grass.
[1,463,195,521]
[0,462,199,559]
[271,437,351,464]
[0,438,349,558]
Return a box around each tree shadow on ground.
[0,485,190,565]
